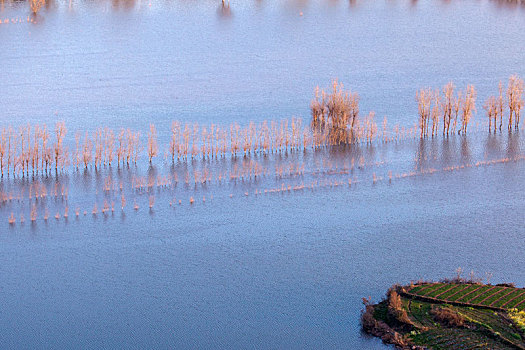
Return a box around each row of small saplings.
[7,194,164,225]
[415,75,524,137]
[0,118,389,178]
[2,75,522,178]
[8,195,134,225]
[0,115,417,178]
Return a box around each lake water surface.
[0,0,524,348]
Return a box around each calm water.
[1,0,525,349]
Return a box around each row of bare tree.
[0,114,392,177]
[483,76,524,132]
[0,122,142,177]
[416,75,524,138]
[0,77,521,177]
[416,83,476,137]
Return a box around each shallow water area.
[1,0,525,349]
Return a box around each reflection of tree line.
[1,127,524,227]
[3,137,525,227]
[414,132,521,172]
[218,0,231,17]
[489,0,525,9]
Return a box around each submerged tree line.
[310,75,523,142]
[415,75,523,137]
[0,75,522,177]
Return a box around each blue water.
[1,0,525,132]
[0,0,525,348]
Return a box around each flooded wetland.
[0,0,524,348]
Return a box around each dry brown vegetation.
[417,83,476,137]
[507,75,524,130]
[387,289,413,327]
[0,76,522,178]
[0,122,145,177]
[29,0,45,14]
[310,80,376,145]
[418,75,524,137]
[1,118,385,177]
[484,76,524,132]
[361,290,414,349]
[430,306,465,327]
[147,124,158,163]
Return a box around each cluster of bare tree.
[310,80,379,145]
[0,115,393,178]
[71,128,142,170]
[29,0,45,14]
[416,75,524,137]
[0,118,331,176]
[311,80,360,144]
[483,75,524,132]
[416,83,476,137]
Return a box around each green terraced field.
[412,328,514,350]
[407,283,525,311]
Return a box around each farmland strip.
[500,290,525,308]
[424,283,453,297]
[455,285,485,302]
[434,284,461,298]
[476,287,507,305]
[414,283,444,296]
[409,283,436,295]
[443,284,472,301]
[447,284,483,302]
[489,288,519,307]
[463,285,497,304]
[513,297,525,311]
